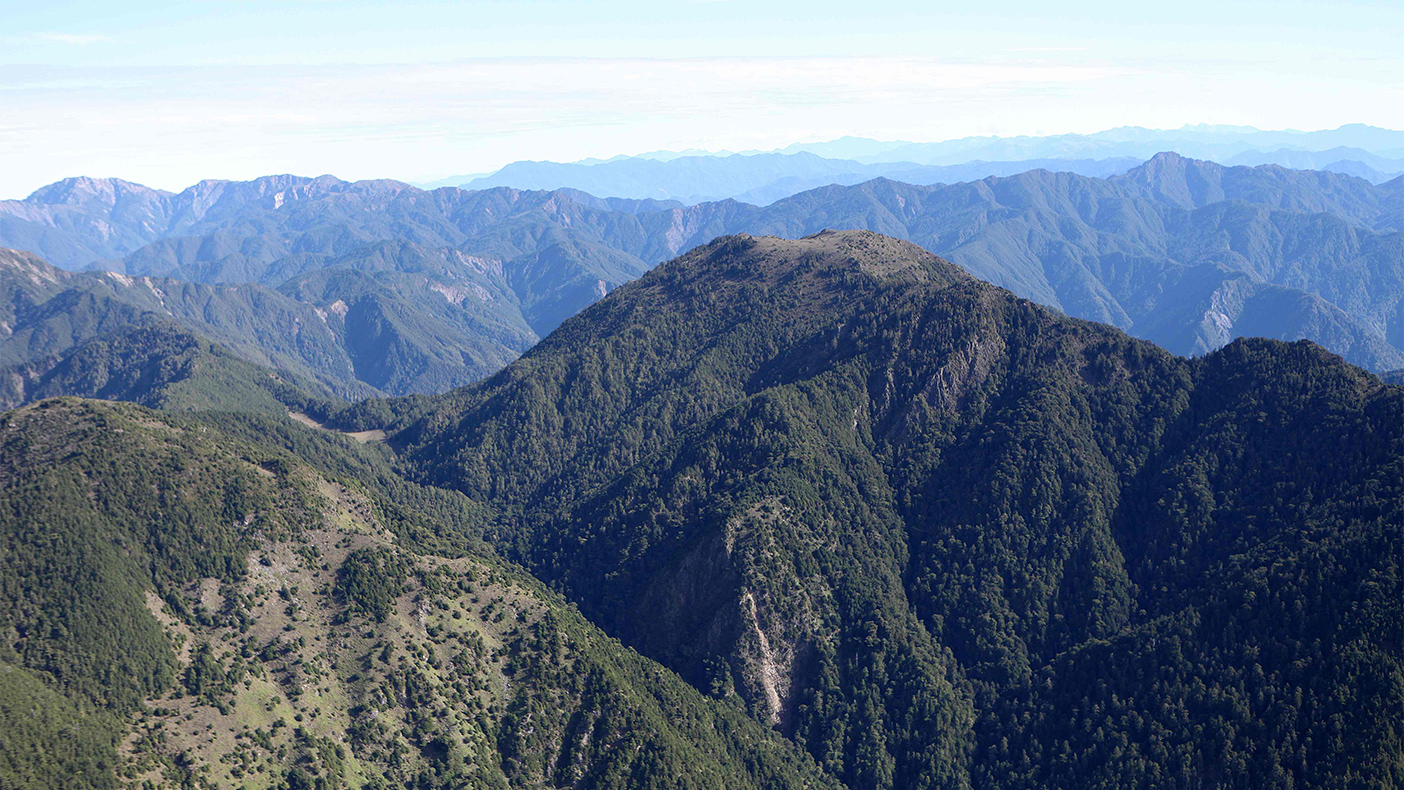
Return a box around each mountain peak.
[1145,150,1189,164]
[1132,150,1220,174]
[24,176,170,207]
[676,229,967,290]
[1119,151,1227,208]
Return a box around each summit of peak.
[24,176,169,206]
[676,229,968,288]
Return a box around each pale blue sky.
[3,0,1402,196]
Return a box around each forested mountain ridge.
[0,246,374,397]
[0,398,838,790]
[718,160,1404,370]
[0,229,1398,789]
[364,230,1403,789]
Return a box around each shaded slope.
[277,265,535,394]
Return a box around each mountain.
[687,156,1404,370]
[0,174,421,269]
[778,124,1404,166]
[352,230,1402,789]
[463,151,878,203]
[0,397,837,790]
[0,177,176,267]
[1,230,1399,789]
[0,176,656,385]
[458,152,1142,205]
[1222,146,1404,177]
[1323,159,1404,184]
[449,125,1404,202]
[0,319,334,414]
[1116,151,1395,221]
[1,174,661,282]
[0,246,547,397]
[3,154,1402,395]
[0,247,367,393]
[521,155,1398,371]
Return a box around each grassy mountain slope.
[0,398,837,790]
[379,231,1402,790]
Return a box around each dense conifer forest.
[0,230,1398,789]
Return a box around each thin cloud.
[2,53,1399,196]
[31,33,115,45]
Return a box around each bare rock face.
[628,494,831,729]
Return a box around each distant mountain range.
[438,153,1146,205]
[419,124,1404,204]
[0,180,659,395]
[0,152,1400,409]
[775,123,1404,166]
